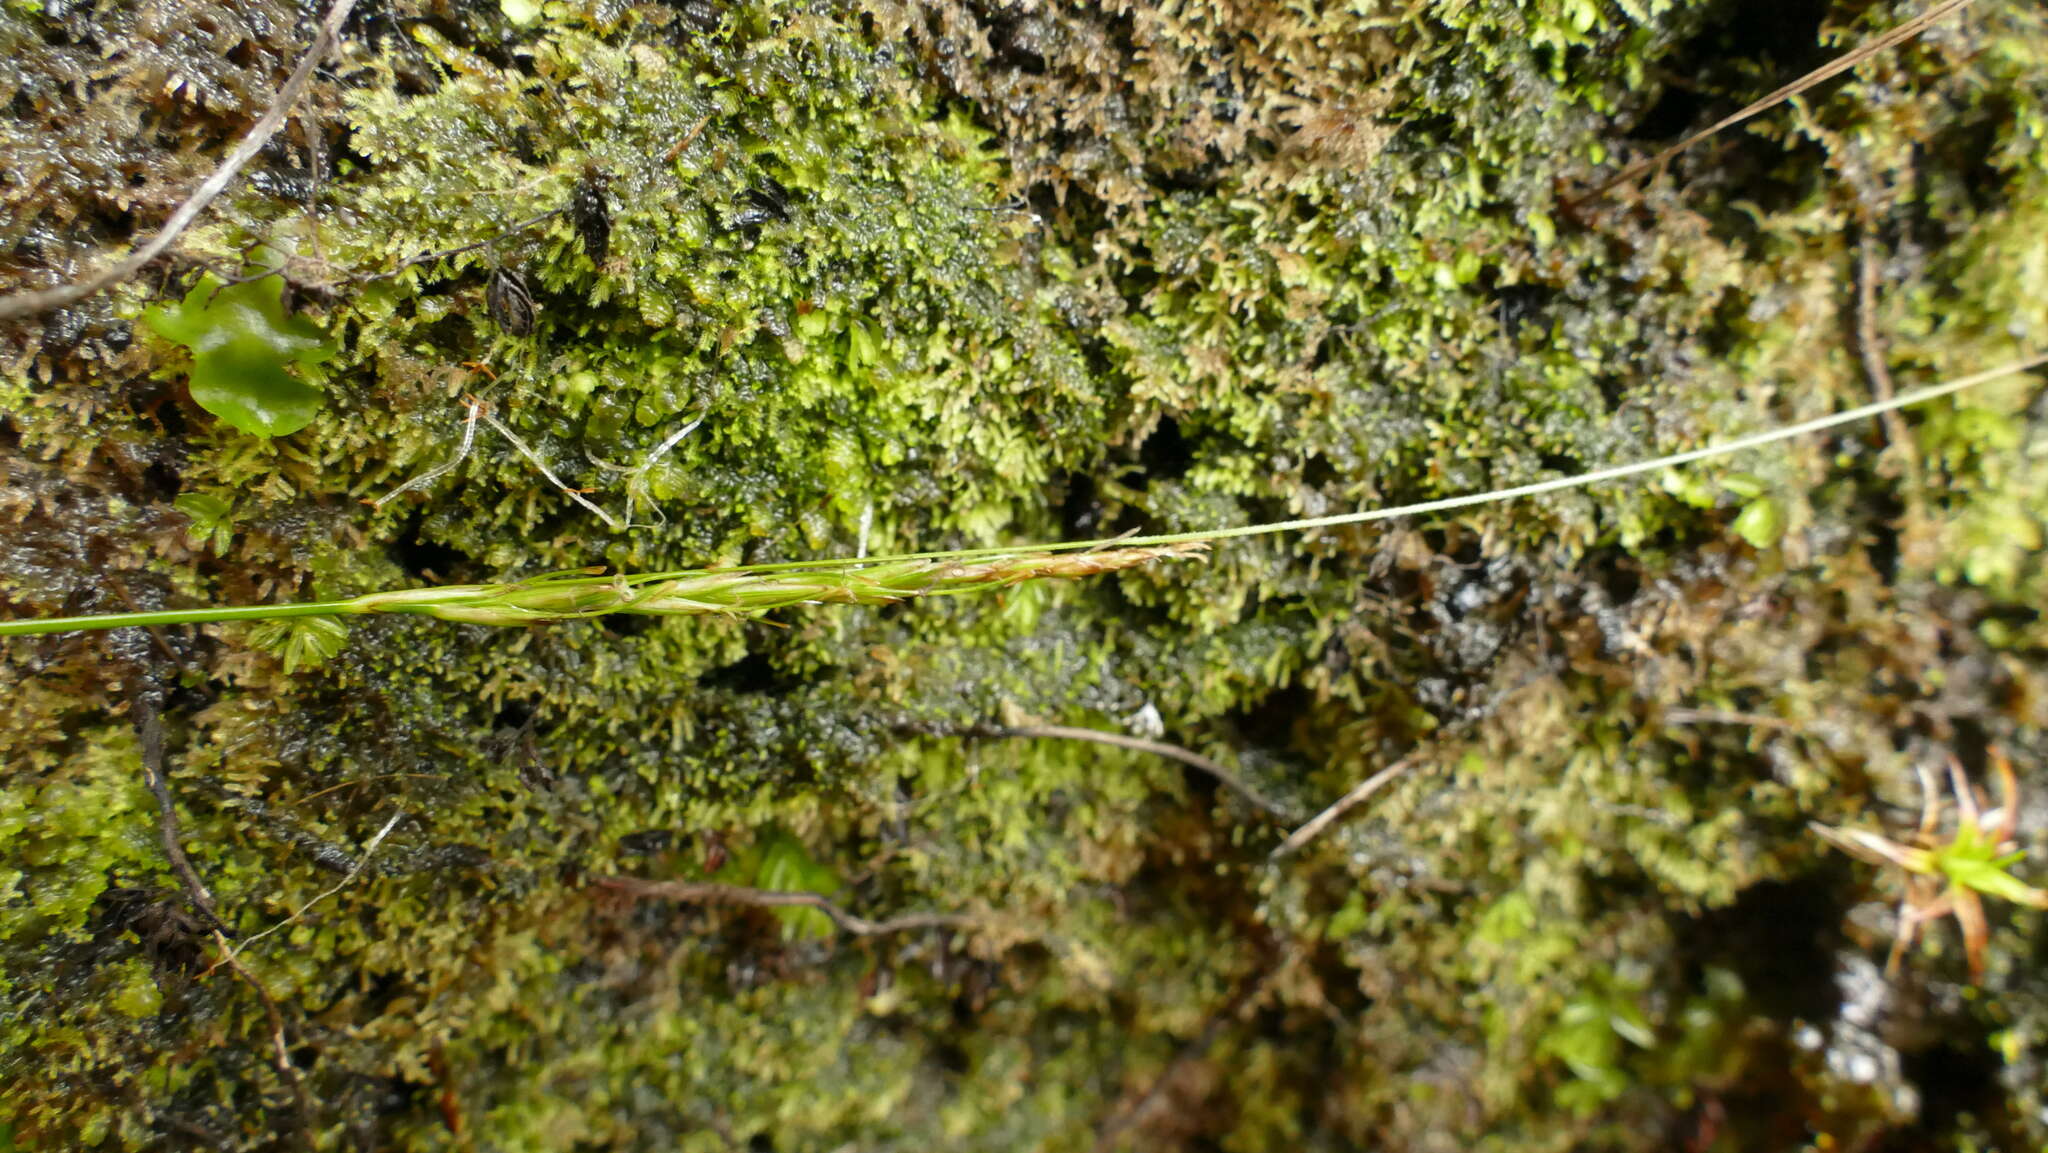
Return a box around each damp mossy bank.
[3,0,2048,1149]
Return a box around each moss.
[5,0,2048,1149]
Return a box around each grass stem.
[2,352,2040,638]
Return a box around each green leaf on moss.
[144,267,335,437]
[247,617,351,674]
[1730,497,1784,549]
[172,492,236,554]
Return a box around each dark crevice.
[1595,373,1627,412]
[978,3,1047,75]
[1618,0,1836,229]
[618,829,677,855]
[1632,0,1834,146]
[1864,486,1903,583]
[141,455,183,504]
[697,649,794,696]
[1224,683,1310,753]
[387,515,470,584]
[1299,454,1339,492]
[1598,562,1641,608]
[492,698,534,732]
[1058,471,1106,537]
[1631,79,1710,144]
[1895,1035,2014,1147]
[1679,877,1842,1022]
[602,612,657,638]
[1490,282,1555,342]
[1136,416,1192,485]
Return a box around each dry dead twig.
[131,675,231,937]
[368,397,485,508]
[130,670,316,1149]
[1575,0,1977,204]
[1855,233,1937,535]
[218,812,403,962]
[478,407,626,529]
[1857,236,1917,458]
[984,724,1294,822]
[1270,754,1421,858]
[210,925,319,1150]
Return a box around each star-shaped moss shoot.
[144,259,336,437]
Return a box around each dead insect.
[720,179,782,233]
[485,269,536,336]
[570,172,612,266]
[728,182,789,230]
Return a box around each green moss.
[5,0,2048,1149]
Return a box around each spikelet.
[348,544,1209,626]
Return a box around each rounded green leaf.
[186,339,327,437]
[143,272,335,437]
[1731,496,1785,549]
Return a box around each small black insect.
[486,269,537,337]
[570,172,612,266]
[728,182,790,230]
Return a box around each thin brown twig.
[594,877,974,937]
[1269,661,1568,858]
[1270,754,1420,858]
[987,724,1294,821]
[130,669,315,1148]
[131,676,232,937]
[199,261,290,307]
[208,926,318,1150]
[0,0,361,321]
[1857,236,1921,473]
[664,114,714,163]
[1573,0,1977,205]
[288,772,445,806]
[104,575,177,662]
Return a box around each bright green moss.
[5,0,2048,1149]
